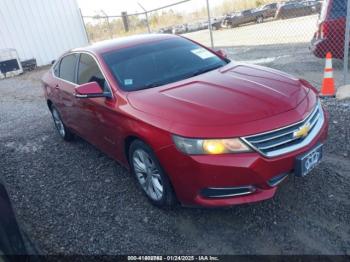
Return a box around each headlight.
[172,135,252,155]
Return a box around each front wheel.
[256,16,264,23]
[129,140,177,207]
[50,106,74,141]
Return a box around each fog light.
[201,186,256,198]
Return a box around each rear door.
[56,53,79,130]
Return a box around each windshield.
[102,37,228,91]
[330,0,347,19]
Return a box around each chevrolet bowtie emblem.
[293,123,311,139]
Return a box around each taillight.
[320,22,329,39]
[320,23,325,38]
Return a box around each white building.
[0,0,89,67]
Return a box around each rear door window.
[59,54,78,83]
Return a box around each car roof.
[72,34,177,56]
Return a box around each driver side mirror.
[215,49,228,59]
[75,82,112,99]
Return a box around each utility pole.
[206,0,214,49]
[138,2,151,33]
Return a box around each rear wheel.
[50,106,74,141]
[129,140,177,207]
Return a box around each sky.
[77,0,226,16]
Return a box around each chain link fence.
[81,0,350,86]
[81,12,149,41]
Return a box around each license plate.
[295,144,323,177]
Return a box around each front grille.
[243,101,324,158]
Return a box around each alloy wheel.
[52,108,65,137]
[132,149,164,201]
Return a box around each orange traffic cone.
[320,52,335,97]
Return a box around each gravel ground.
[0,45,350,255]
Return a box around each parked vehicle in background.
[42,34,328,208]
[301,0,322,13]
[184,21,209,33]
[158,27,173,34]
[275,2,316,19]
[256,2,279,19]
[210,18,224,30]
[200,21,209,30]
[311,0,347,58]
[187,22,201,32]
[172,25,188,34]
[221,9,266,28]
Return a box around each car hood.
[127,63,309,129]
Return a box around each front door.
[75,53,118,155]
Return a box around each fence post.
[343,0,350,85]
[145,12,151,33]
[206,0,214,48]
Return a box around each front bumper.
[156,110,329,207]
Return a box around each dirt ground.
[0,43,349,255]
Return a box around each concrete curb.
[336,85,350,100]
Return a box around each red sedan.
[42,34,328,207]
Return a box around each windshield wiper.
[132,64,225,91]
[134,80,165,91]
[190,64,224,77]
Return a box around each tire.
[129,140,177,207]
[50,106,74,141]
[256,16,264,23]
